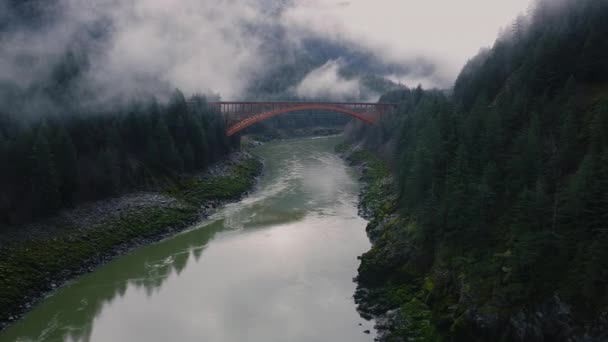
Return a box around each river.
[0,136,375,342]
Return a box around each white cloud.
[295,59,362,101]
[282,0,534,87]
[87,0,267,100]
[1,0,268,105]
[1,0,534,109]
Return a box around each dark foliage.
[0,91,233,226]
[349,0,608,338]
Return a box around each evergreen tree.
[180,142,195,171]
[148,118,183,173]
[50,124,79,204]
[0,134,9,219]
[444,143,471,234]
[98,148,121,195]
[30,127,62,217]
[0,93,234,224]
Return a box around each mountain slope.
[346,0,608,340]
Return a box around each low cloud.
[94,0,266,99]
[281,0,533,88]
[295,59,368,101]
[0,0,269,111]
[0,0,533,115]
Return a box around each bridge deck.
[188,101,398,136]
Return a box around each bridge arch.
[226,104,379,136]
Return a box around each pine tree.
[30,127,62,217]
[524,112,542,186]
[0,134,10,221]
[148,118,183,173]
[477,161,499,222]
[180,142,195,172]
[576,15,608,83]
[50,125,79,204]
[187,117,208,168]
[561,153,594,224]
[98,148,121,195]
[166,89,188,136]
[444,143,471,233]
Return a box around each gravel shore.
[0,151,262,330]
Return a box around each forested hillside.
[347,0,608,340]
[0,0,407,214]
[0,0,407,226]
[0,93,231,226]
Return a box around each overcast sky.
[283,0,535,87]
[1,0,536,105]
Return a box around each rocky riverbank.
[339,143,608,342]
[0,151,262,330]
[337,143,424,341]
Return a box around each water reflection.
[1,136,375,342]
[3,221,223,342]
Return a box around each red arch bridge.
[204,102,398,136]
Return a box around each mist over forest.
[2,0,608,341]
[0,0,421,223]
[0,0,440,120]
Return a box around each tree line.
[0,91,233,226]
[347,0,608,334]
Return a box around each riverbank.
[338,142,441,341]
[0,152,262,330]
[0,135,376,342]
[339,143,608,341]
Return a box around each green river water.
[0,136,376,342]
